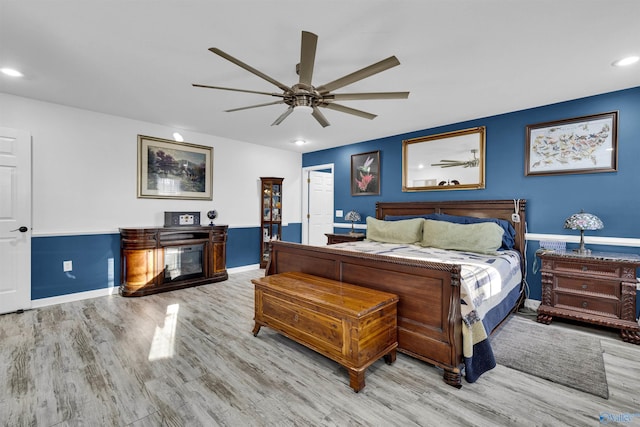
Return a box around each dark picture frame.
[351,150,380,196]
[525,111,618,176]
[137,135,213,200]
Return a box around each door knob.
[11,226,28,233]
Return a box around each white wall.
[0,93,302,235]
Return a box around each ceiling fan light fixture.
[293,105,313,114]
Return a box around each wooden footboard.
[266,241,465,387]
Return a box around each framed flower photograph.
[138,135,213,200]
[351,150,380,196]
[525,111,618,176]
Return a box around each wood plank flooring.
[1,269,639,426]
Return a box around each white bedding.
[329,240,522,358]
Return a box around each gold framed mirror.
[402,126,486,192]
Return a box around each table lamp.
[344,210,361,235]
[563,210,604,254]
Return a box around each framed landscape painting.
[137,135,213,200]
[525,111,618,176]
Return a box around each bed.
[265,199,527,388]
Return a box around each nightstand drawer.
[555,276,619,297]
[553,260,622,278]
[555,292,619,318]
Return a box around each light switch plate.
[63,260,73,272]
[336,210,343,218]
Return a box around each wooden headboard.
[376,199,527,258]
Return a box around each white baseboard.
[29,264,262,309]
[31,287,119,309]
[228,264,261,274]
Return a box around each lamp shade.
[563,210,603,254]
[344,211,361,222]
[345,210,361,235]
[563,211,604,231]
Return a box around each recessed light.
[1,68,24,77]
[612,56,639,67]
[293,139,307,146]
[172,132,184,142]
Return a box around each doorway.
[0,127,32,314]
[302,164,334,245]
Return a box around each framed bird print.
[525,111,618,176]
[351,151,380,196]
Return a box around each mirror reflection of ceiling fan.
[193,31,409,127]
[431,149,479,168]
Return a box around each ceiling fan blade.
[225,100,285,112]
[208,47,292,93]
[316,56,401,94]
[192,84,284,97]
[298,31,318,87]
[325,92,410,101]
[432,163,465,167]
[311,107,330,128]
[322,103,377,120]
[271,107,294,126]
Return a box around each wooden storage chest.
[252,272,398,391]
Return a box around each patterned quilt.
[330,240,523,381]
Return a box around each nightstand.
[536,249,640,344]
[325,232,366,245]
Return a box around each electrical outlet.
[636,278,640,291]
[63,260,73,272]
[336,210,343,218]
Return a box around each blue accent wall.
[31,223,302,299]
[303,86,640,317]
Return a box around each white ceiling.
[1,1,639,153]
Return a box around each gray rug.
[490,314,609,399]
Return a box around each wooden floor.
[1,269,639,427]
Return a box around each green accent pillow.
[366,217,424,244]
[420,219,504,254]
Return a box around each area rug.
[490,314,609,399]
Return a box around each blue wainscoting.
[32,234,121,300]
[31,223,302,300]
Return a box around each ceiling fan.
[193,31,409,127]
[431,149,480,168]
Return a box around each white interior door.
[0,127,31,314]
[303,168,334,246]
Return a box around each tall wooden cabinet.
[260,177,283,268]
